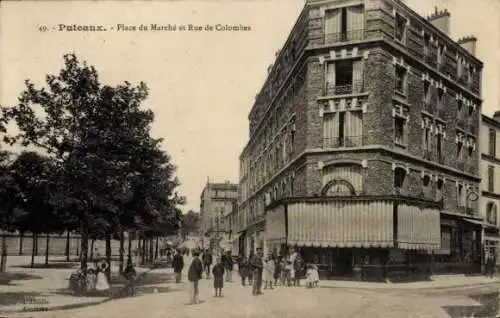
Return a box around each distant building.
[199,181,238,250]
[237,0,483,279]
[479,112,500,265]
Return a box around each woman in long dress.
[95,261,110,291]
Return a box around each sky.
[1,0,499,213]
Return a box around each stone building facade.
[237,0,482,279]
[199,181,238,251]
[479,112,500,268]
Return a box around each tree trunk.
[31,233,36,268]
[128,232,132,259]
[105,234,111,282]
[44,233,50,266]
[141,238,146,265]
[79,218,89,274]
[65,231,70,261]
[0,233,7,273]
[19,232,24,255]
[149,238,154,263]
[89,239,95,261]
[34,234,38,256]
[119,229,124,274]
[155,236,159,260]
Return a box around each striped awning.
[287,200,394,248]
[265,204,287,243]
[397,204,440,250]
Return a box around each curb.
[318,281,500,292]
[0,266,159,315]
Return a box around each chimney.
[457,36,477,56]
[427,7,450,36]
[494,111,500,122]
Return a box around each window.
[456,100,463,119]
[395,65,407,94]
[435,124,445,162]
[394,167,406,192]
[437,45,445,65]
[456,140,464,160]
[488,165,495,192]
[395,13,407,43]
[468,65,474,84]
[423,175,431,197]
[422,118,432,155]
[489,128,496,157]
[457,184,465,207]
[436,178,444,202]
[423,34,431,56]
[437,88,444,109]
[486,203,498,225]
[324,6,364,43]
[423,81,431,103]
[338,112,346,146]
[394,116,407,146]
[336,60,353,94]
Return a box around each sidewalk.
[318,274,500,290]
[0,255,156,314]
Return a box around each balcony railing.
[424,54,438,68]
[324,80,364,96]
[436,108,446,119]
[423,102,434,114]
[324,29,365,45]
[323,135,363,148]
[423,149,432,160]
[437,153,445,165]
[457,118,466,129]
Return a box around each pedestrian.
[202,249,212,279]
[224,250,234,282]
[237,255,248,286]
[95,260,110,292]
[212,257,225,297]
[285,257,293,286]
[273,256,282,287]
[293,255,305,287]
[187,250,203,305]
[263,254,275,290]
[250,248,264,295]
[172,249,184,283]
[123,256,137,295]
[247,250,255,285]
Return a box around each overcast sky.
[1,0,498,213]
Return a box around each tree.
[1,53,184,273]
[10,151,60,268]
[181,210,200,237]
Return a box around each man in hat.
[187,250,203,305]
[249,248,264,295]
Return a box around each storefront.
[264,196,441,280]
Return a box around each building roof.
[482,113,500,129]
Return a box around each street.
[6,267,500,318]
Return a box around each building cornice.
[482,114,500,129]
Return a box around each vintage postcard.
[0,0,499,317]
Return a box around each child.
[123,257,137,295]
[312,264,319,287]
[212,257,225,297]
[273,256,282,287]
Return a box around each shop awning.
[287,200,394,248]
[396,204,440,250]
[265,204,287,243]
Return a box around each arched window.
[486,202,498,225]
[394,167,406,192]
[322,163,363,194]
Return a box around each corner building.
[237,0,483,280]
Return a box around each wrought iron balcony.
[423,149,432,160]
[437,153,445,165]
[456,118,466,129]
[324,29,365,45]
[424,54,437,68]
[423,102,435,114]
[436,108,446,119]
[323,135,363,148]
[324,80,364,96]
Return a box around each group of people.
[184,247,320,304]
